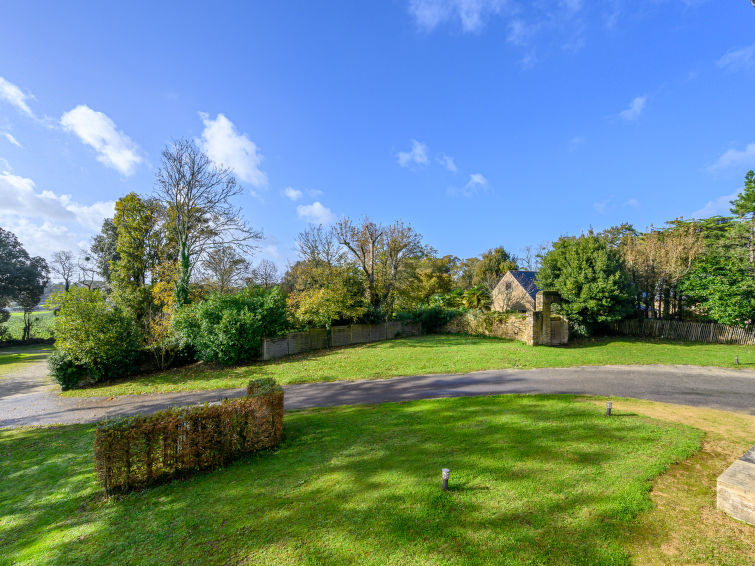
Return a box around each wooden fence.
[261,321,422,360]
[611,318,755,345]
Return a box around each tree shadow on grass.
[1,395,701,565]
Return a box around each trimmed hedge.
[94,379,284,494]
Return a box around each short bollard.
[735,356,740,366]
[606,401,612,417]
[442,468,450,491]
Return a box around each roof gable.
[508,270,540,300]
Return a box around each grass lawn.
[0,345,53,378]
[0,395,705,565]
[1,310,55,341]
[63,334,755,398]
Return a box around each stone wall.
[443,311,534,344]
[261,321,422,361]
[443,309,567,347]
[717,445,755,526]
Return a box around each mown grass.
[0,311,55,340]
[0,395,701,566]
[580,397,755,565]
[0,345,53,378]
[64,334,755,397]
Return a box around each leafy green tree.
[16,256,49,340]
[287,265,366,328]
[678,254,755,326]
[537,233,634,335]
[730,170,755,264]
[89,218,120,284]
[174,286,289,365]
[462,285,491,310]
[0,228,48,338]
[51,287,141,383]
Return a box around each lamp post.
[442,468,450,491]
[606,401,612,417]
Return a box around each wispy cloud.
[437,153,458,172]
[717,45,755,72]
[623,198,640,208]
[2,132,21,147]
[593,199,610,214]
[198,113,267,187]
[689,191,739,219]
[709,142,755,172]
[409,0,507,33]
[397,139,429,168]
[619,96,647,121]
[448,172,489,197]
[569,136,585,151]
[297,201,336,224]
[60,105,142,176]
[0,77,34,117]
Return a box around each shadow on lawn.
[1,396,698,565]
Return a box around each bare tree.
[154,138,262,303]
[296,224,344,267]
[77,253,99,289]
[50,250,76,291]
[250,259,279,288]
[201,246,249,293]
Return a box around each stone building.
[491,270,540,313]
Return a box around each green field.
[0,345,53,378]
[63,334,755,397]
[0,395,701,566]
[0,311,55,341]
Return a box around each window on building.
[505,282,512,292]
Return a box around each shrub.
[174,286,289,365]
[47,350,89,391]
[396,306,463,334]
[52,287,142,384]
[93,381,284,494]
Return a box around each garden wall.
[443,311,568,346]
[94,380,283,494]
[261,321,421,360]
[611,318,755,345]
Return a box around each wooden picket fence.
[611,318,755,345]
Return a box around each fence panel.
[611,319,755,345]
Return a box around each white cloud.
[283,187,303,201]
[2,132,21,147]
[448,172,489,197]
[623,198,640,208]
[60,105,142,176]
[437,153,458,172]
[689,191,739,219]
[0,77,34,117]
[619,96,647,121]
[409,0,507,33]
[0,171,115,257]
[198,113,267,187]
[717,45,755,72]
[297,201,336,224]
[709,142,755,172]
[397,139,429,168]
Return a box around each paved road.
[1,350,753,427]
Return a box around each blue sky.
[1,1,754,272]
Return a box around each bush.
[93,381,284,494]
[52,287,142,385]
[47,350,89,391]
[174,286,289,365]
[396,306,463,334]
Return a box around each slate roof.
[509,270,540,300]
